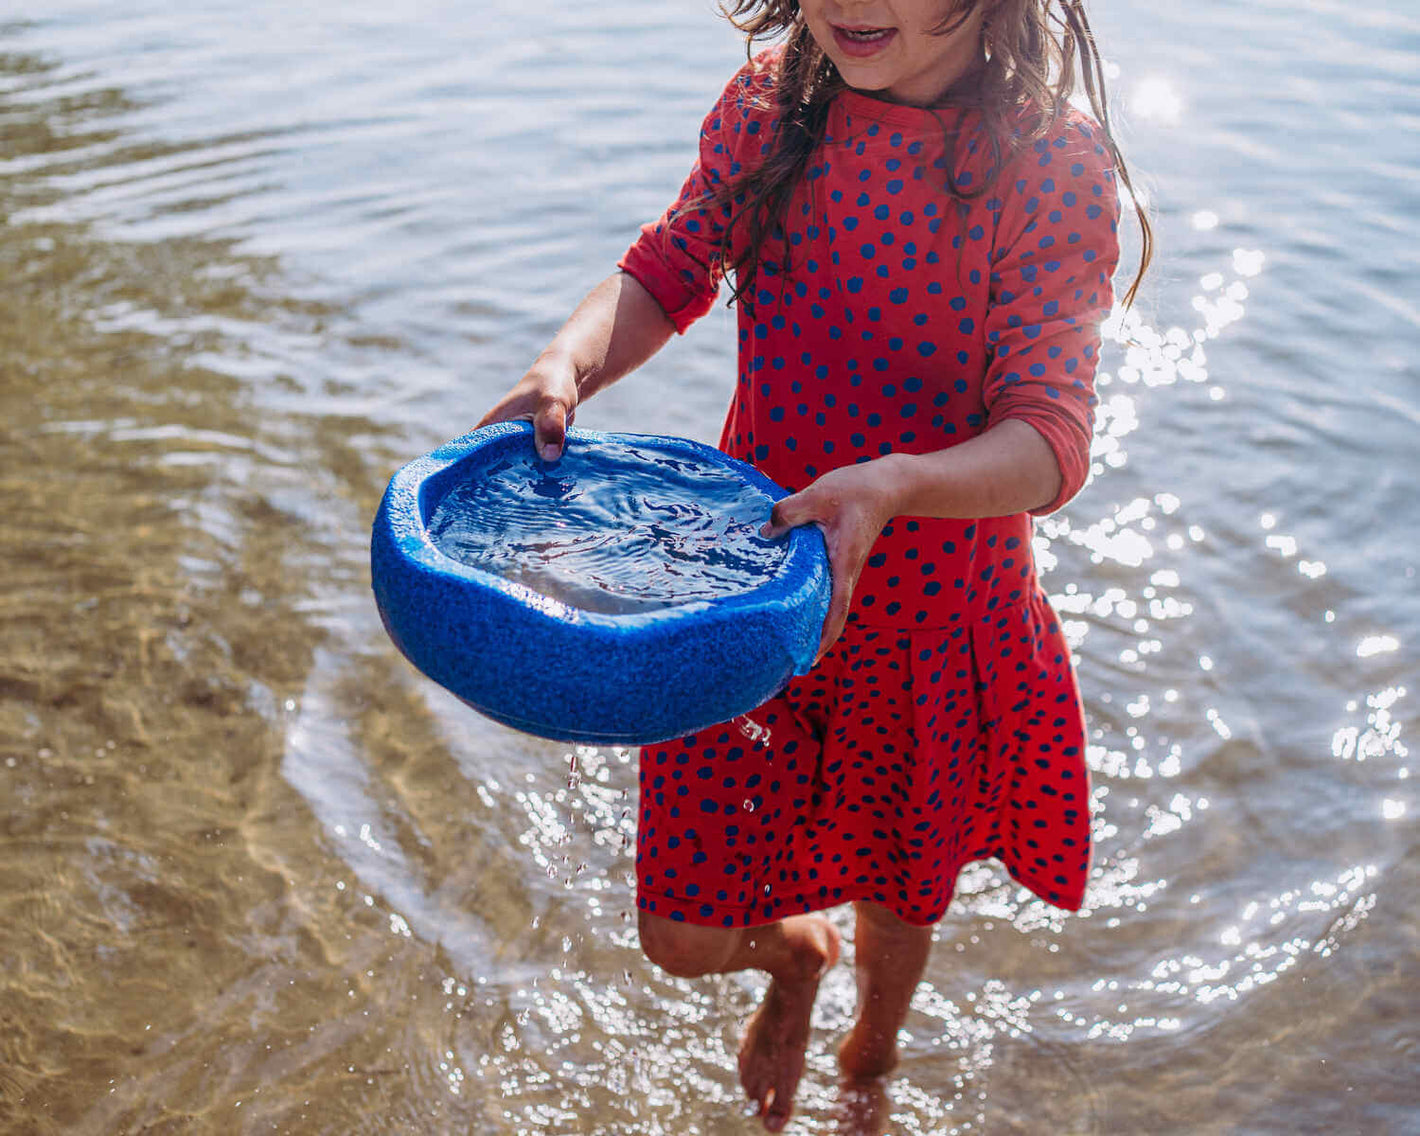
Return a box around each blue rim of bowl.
[382,421,829,639]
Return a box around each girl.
[480,0,1149,1129]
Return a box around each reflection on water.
[428,439,782,614]
[1,0,1417,1132]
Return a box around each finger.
[534,399,569,462]
[760,500,786,539]
[475,401,510,429]
[815,577,853,664]
[761,493,809,538]
[476,393,534,430]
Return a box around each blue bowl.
[370,422,830,744]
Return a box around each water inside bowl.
[428,438,787,615]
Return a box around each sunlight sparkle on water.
[1232,249,1266,277]
[1356,635,1399,658]
[1130,76,1184,125]
[1331,685,1408,763]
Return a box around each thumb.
[534,399,569,462]
[760,491,811,538]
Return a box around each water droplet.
[742,799,755,812]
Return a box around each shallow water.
[1,1,1416,1133]
[428,438,783,615]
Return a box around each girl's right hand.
[476,354,579,462]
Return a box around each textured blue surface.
[370,423,831,744]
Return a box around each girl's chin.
[832,57,898,93]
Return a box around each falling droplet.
[743,799,755,812]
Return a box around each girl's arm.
[482,60,759,454]
[766,119,1119,660]
[478,271,676,460]
[760,420,1061,660]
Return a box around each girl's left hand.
[760,458,906,663]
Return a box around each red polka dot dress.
[618,50,1121,928]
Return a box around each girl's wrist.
[532,344,579,380]
[862,452,915,525]
[876,423,1062,520]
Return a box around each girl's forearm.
[880,418,1065,519]
[480,272,676,458]
[536,271,676,399]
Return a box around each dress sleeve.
[618,57,775,334]
[981,116,1122,514]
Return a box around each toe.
[763,1086,791,1131]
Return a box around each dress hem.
[635,849,1084,930]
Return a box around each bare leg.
[638,910,841,1131]
[837,901,934,1080]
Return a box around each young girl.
[480,0,1148,1128]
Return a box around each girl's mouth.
[831,24,898,58]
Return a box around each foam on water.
[427,439,785,614]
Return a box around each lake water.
[1,1,1416,1133]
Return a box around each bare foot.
[737,914,841,1132]
[834,1074,892,1136]
[836,1019,901,1082]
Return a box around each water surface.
[428,439,782,615]
[1,1,1415,1133]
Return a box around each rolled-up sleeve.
[618,58,774,334]
[982,119,1122,514]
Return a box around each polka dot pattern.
[637,597,1091,928]
[619,49,1122,536]
[619,49,1119,927]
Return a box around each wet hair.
[705,0,1152,311]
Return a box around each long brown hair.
[707,0,1151,311]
